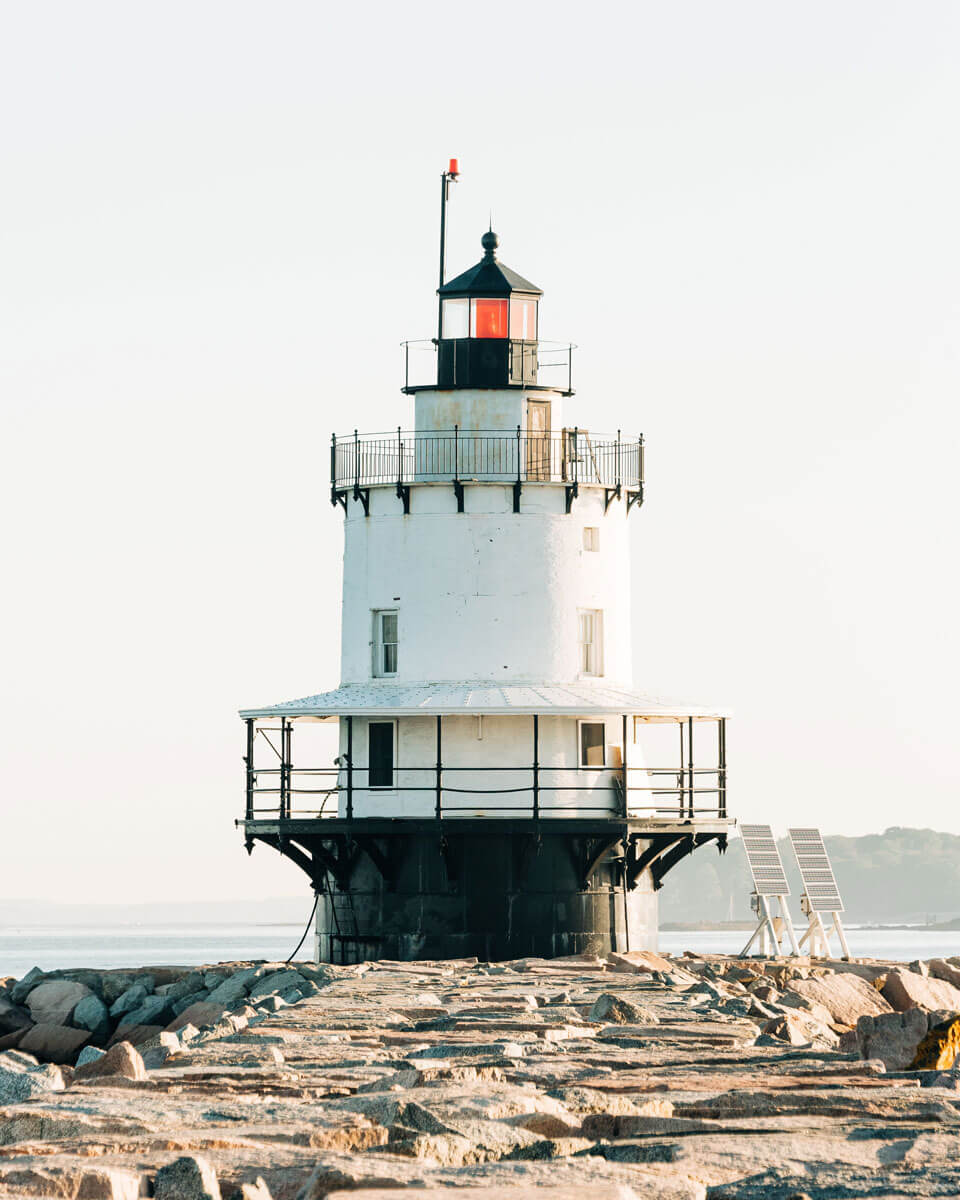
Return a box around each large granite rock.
[74,1040,147,1082]
[589,993,658,1025]
[154,1154,222,1199]
[206,967,263,1007]
[166,1001,230,1032]
[856,1007,929,1069]
[109,983,149,1018]
[72,993,110,1042]
[785,972,892,1026]
[929,958,960,989]
[0,1049,65,1101]
[24,979,92,1025]
[881,968,960,1013]
[121,993,172,1027]
[0,995,33,1035]
[19,1022,91,1064]
[248,969,306,1001]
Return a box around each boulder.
[108,1023,165,1048]
[165,971,206,1002]
[761,1011,839,1049]
[247,969,306,1000]
[0,1029,26,1051]
[76,1045,107,1068]
[205,968,261,1007]
[588,993,658,1025]
[24,979,92,1026]
[786,973,893,1026]
[857,1008,930,1069]
[99,973,137,1006]
[606,950,676,975]
[882,969,960,1013]
[929,959,960,990]
[173,991,208,1016]
[75,1040,147,1082]
[909,1015,960,1070]
[0,1049,65,1102]
[154,1154,222,1200]
[166,1001,230,1032]
[238,1180,273,1200]
[0,996,33,1035]
[19,1022,91,1064]
[10,967,44,1005]
[72,993,110,1042]
[121,994,172,1027]
[109,983,149,1018]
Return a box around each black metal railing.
[331,427,643,494]
[402,338,575,393]
[244,765,727,823]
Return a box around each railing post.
[285,718,294,818]
[279,716,289,819]
[345,716,354,821]
[532,714,540,819]
[435,714,443,820]
[568,344,573,394]
[454,423,459,480]
[330,434,337,506]
[353,429,360,499]
[718,717,727,818]
[678,720,685,817]
[616,429,622,492]
[404,342,409,391]
[621,713,628,817]
[687,716,695,817]
[244,718,254,821]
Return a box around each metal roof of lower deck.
[239,682,730,720]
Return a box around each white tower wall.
[340,485,632,686]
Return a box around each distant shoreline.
[661,918,960,932]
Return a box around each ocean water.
[1,923,958,980]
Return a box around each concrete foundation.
[311,825,659,964]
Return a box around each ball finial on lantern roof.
[481,229,500,260]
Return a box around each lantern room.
[436,230,544,389]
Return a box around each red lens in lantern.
[448,158,459,176]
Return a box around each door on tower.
[526,400,551,481]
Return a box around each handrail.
[330,427,643,494]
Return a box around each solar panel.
[740,824,790,895]
[789,827,843,912]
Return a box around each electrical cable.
[285,891,320,964]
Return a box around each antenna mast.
[437,158,460,341]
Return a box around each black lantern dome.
[436,231,543,389]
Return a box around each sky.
[1,1,958,905]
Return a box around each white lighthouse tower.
[240,166,731,962]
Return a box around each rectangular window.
[578,608,603,676]
[583,526,599,551]
[509,297,537,340]
[471,297,508,338]
[442,297,469,339]
[579,721,606,768]
[373,610,398,677]
[368,721,395,789]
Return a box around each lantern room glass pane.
[510,298,537,340]
[471,298,508,338]
[442,298,469,339]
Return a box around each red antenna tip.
[448,158,459,177]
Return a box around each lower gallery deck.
[238,690,731,963]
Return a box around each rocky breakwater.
[0,949,956,1199]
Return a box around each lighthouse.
[239,166,731,963]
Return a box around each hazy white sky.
[2,2,958,904]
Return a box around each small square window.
[578,608,603,676]
[579,721,606,768]
[373,610,398,677]
[583,526,599,552]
